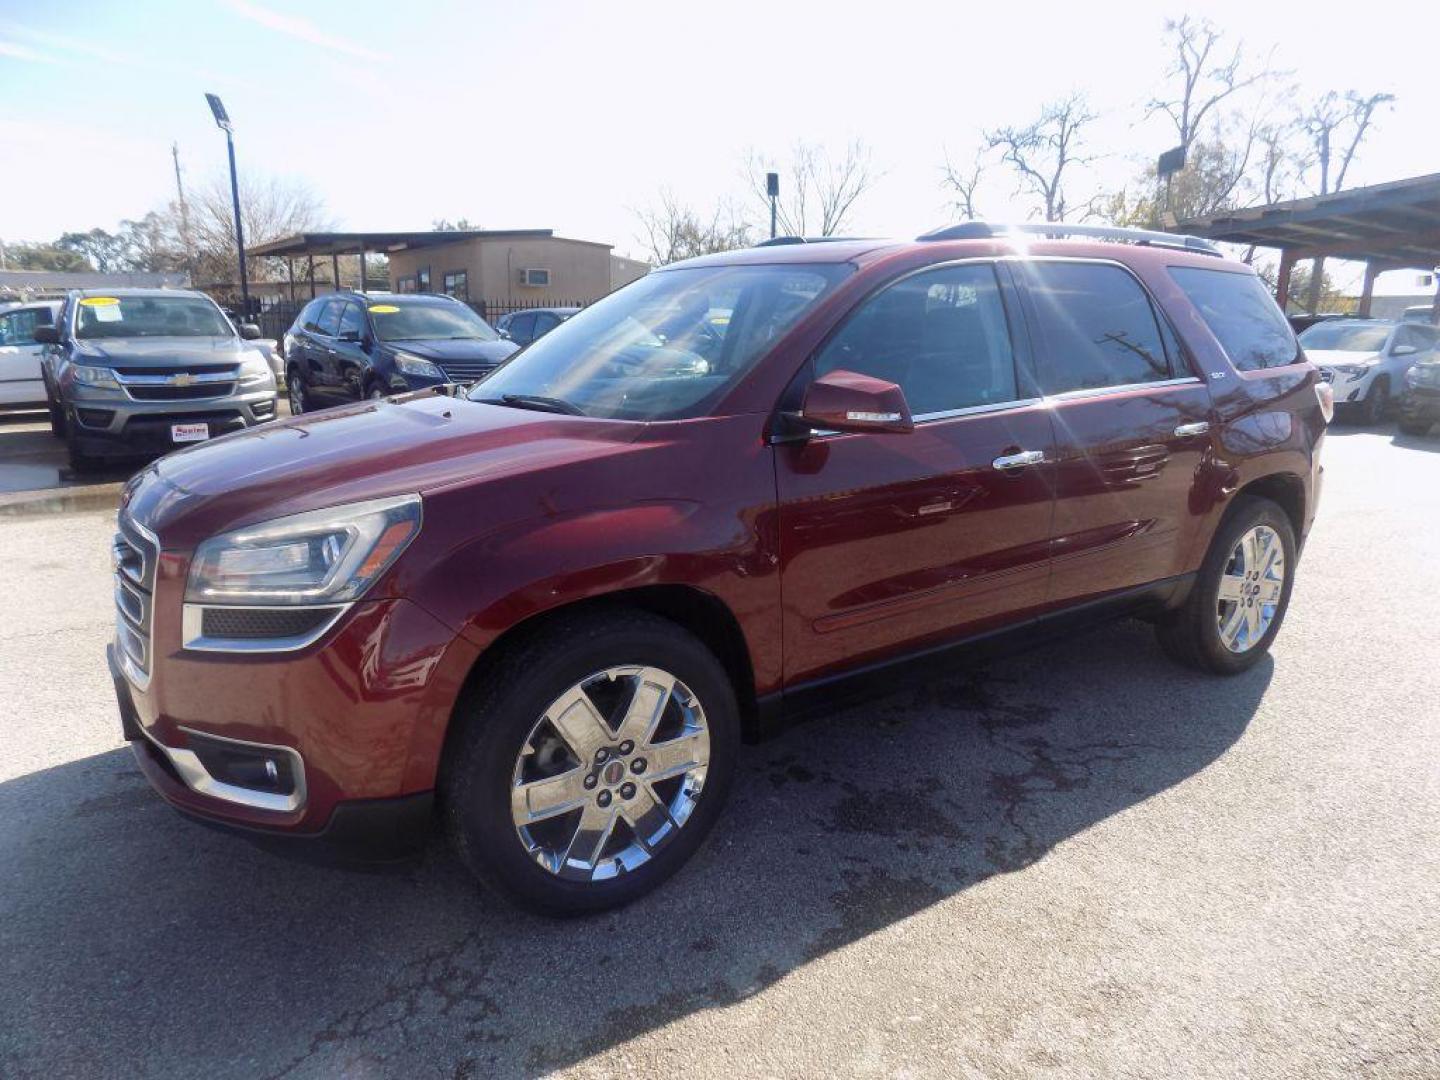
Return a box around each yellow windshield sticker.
[369,304,400,313]
[80,297,120,307]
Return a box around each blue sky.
[1,0,1436,278]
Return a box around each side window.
[316,299,344,337]
[1168,266,1298,372]
[0,308,41,345]
[814,263,1020,416]
[534,311,560,337]
[416,266,431,293]
[508,312,536,344]
[1025,262,1172,393]
[301,300,326,333]
[337,301,366,339]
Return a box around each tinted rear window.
[1169,267,1298,371]
[1025,262,1173,393]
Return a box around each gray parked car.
[38,289,279,471]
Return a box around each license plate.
[171,422,210,443]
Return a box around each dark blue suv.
[283,292,518,412]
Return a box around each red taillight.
[1314,380,1334,424]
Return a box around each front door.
[0,306,52,406]
[1014,258,1216,606]
[776,261,1056,687]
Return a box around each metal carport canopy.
[247,229,555,258]
[1178,173,1440,315]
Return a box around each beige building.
[385,229,648,305]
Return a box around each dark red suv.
[108,224,1329,914]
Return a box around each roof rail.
[917,221,1222,257]
[753,235,871,247]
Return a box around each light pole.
[766,172,779,239]
[205,93,249,317]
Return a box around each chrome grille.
[113,517,158,687]
[115,367,238,402]
[436,361,498,382]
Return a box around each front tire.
[1360,377,1389,424]
[47,393,66,438]
[286,367,308,415]
[1157,495,1297,675]
[445,609,740,916]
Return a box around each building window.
[443,270,469,300]
[416,266,431,293]
[396,276,415,294]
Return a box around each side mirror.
[1392,344,1419,357]
[497,328,512,341]
[33,326,60,345]
[798,368,914,435]
[337,329,362,344]
[239,323,262,340]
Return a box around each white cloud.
[0,38,58,63]
[225,1,389,62]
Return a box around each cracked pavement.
[1,424,1437,1078]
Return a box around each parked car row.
[1298,318,1438,424]
[108,223,1333,914]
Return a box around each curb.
[0,483,124,519]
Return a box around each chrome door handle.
[992,449,1045,471]
[1173,421,1211,438]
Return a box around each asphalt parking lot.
[1,417,1437,1079]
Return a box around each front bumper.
[69,388,278,458]
[109,593,479,861]
[1400,384,1440,422]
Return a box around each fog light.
[184,730,297,795]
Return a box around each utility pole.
[171,142,196,284]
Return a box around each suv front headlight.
[72,364,121,390]
[393,351,446,379]
[238,353,276,387]
[185,494,422,606]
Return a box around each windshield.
[369,300,498,342]
[468,264,847,420]
[1299,322,1391,353]
[74,296,231,340]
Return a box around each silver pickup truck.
[38,288,280,472]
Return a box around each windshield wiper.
[479,393,586,416]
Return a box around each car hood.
[75,336,250,366]
[1305,349,1380,366]
[124,392,643,543]
[386,338,518,364]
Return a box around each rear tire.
[47,392,66,438]
[1157,495,1297,675]
[444,609,739,916]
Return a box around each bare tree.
[1148,16,1275,150]
[634,191,751,266]
[745,139,878,237]
[940,150,986,220]
[1300,89,1395,196]
[1296,89,1395,310]
[188,173,330,284]
[986,94,1098,222]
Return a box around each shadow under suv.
[107,224,1329,915]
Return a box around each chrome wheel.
[1216,525,1285,653]
[510,665,710,882]
[287,378,304,415]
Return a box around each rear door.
[507,312,536,345]
[776,260,1056,686]
[1014,258,1215,607]
[0,305,53,406]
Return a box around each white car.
[0,300,61,409]
[1299,319,1438,423]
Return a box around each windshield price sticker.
[369,304,400,314]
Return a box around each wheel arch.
[443,584,761,760]
[1232,471,1305,541]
